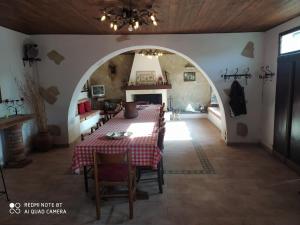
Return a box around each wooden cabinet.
[274,53,300,166]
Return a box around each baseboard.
[53,143,70,148]
[286,159,300,174]
[272,150,286,162]
[272,151,300,175]
[259,142,273,154]
[179,113,208,119]
[226,142,260,147]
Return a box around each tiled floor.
[0,118,300,225]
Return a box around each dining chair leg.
[128,190,133,219]
[161,159,165,185]
[128,173,134,219]
[157,162,163,194]
[83,166,89,193]
[136,168,141,183]
[0,167,9,201]
[95,186,101,220]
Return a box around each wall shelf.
[123,84,172,90]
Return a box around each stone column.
[5,124,32,168]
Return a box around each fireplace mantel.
[0,114,33,129]
[123,84,172,90]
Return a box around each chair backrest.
[160,111,165,118]
[93,150,133,183]
[94,150,131,165]
[159,118,166,128]
[157,127,166,151]
[81,129,93,141]
[114,103,123,113]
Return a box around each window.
[280,27,300,55]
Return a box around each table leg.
[157,162,163,193]
[83,166,89,193]
[161,159,165,185]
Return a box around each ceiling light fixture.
[97,0,158,32]
[139,49,163,58]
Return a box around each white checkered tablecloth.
[72,105,162,171]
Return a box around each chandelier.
[97,0,158,32]
[139,49,163,58]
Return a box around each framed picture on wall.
[136,71,156,85]
[183,71,196,81]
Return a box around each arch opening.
[68,45,227,143]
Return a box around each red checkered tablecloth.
[72,105,162,171]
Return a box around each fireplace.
[134,94,162,104]
[125,89,167,109]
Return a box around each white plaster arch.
[68,45,228,142]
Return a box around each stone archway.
[68,45,228,142]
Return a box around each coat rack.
[221,68,252,84]
[0,98,24,115]
[259,66,275,81]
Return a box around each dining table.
[71,104,162,193]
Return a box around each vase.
[34,131,53,152]
[124,102,138,119]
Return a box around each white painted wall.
[80,114,100,133]
[1,16,299,149]
[208,107,222,131]
[30,33,264,145]
[129,53,164,84]
[0,27,36,165]
[78,91,88,101]
[261,16,300,149]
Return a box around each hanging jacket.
[229,80,247,117]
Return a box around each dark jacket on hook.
[229,80,247,117]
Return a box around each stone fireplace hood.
[128,53,164,84]
[125,53,170,109]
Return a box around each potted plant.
[16,73,53,151]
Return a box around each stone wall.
[90,53,211,111]
[89,54,134,100]
[159,54,211,111]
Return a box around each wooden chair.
[94,150,136,220]
[159,117,165,128]
[91,118,104,132]
[159,110,165,119]
[136,127,166,193]
[160,106,164,114]
[81,129,93,141]
[158,127,166,185]
[105,103,123,121]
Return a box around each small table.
[0,114,33,168]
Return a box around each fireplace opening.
[134,94,162,105]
